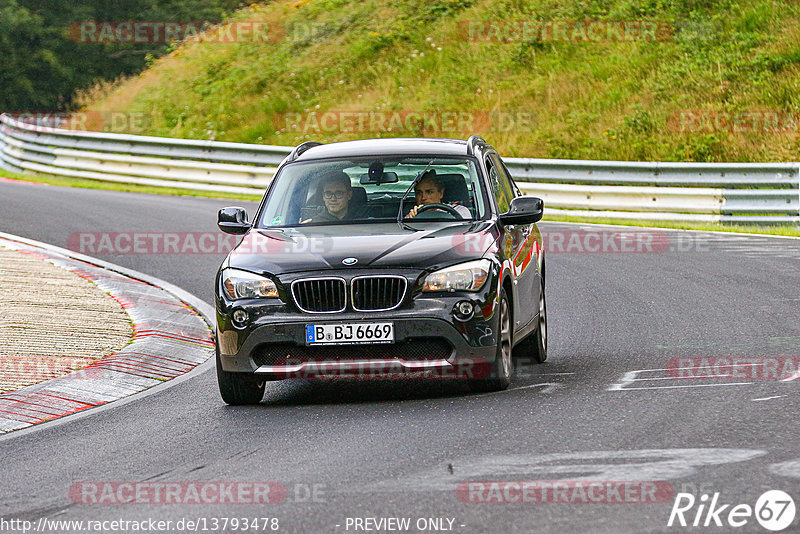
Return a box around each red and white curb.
[0,234,215,434]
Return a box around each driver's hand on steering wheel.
[408,205,424,219]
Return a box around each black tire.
[216,348,265,405]
[512,276,547,364]
[469,287,512,392]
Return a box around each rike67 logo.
[668,490,796,531]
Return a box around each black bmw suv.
[215,136,547,404]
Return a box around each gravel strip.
[0,248,133,393]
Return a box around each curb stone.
[0,235,215,434]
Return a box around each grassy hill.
[80,0,800,162]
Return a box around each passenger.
[300,172,363,223]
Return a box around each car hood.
[227,222,499,275]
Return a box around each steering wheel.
[415,203,463,219]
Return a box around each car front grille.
[291,278,347,313]
[253,338,452,366]
[290,276,408,313]
[351,276,407,311]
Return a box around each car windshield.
[257,156,485,228]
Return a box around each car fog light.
[232,309,249,327]
[454,300,475,321]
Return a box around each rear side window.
[486,155,511,214]
[491,154,517,201]
[496,157,521,197]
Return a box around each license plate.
[306,323,394,345]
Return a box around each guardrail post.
[796,163,800,227]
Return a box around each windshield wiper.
[396,159,434,231]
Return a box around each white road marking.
[366,448,766,492]
[511,383,562,394]
[751,395,787,402]
[781,370,800,382]
[613,383,751,391]
[475,382,562,397]
[770,459,800,479]
[608,366,753,391]
[514,371,574,378]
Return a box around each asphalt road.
[1,180,799,534]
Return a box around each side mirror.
[499,197,544,225]
[218,207,251,235]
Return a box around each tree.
[0,0,249,111]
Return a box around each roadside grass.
[61,0,800,237]
[545,214,800,237]
[0,169,262,202]
[78,0,800,162]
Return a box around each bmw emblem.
[342,257,358,265]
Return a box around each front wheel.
[469,287,512,392]
[216,349,265,405]
[512,278,547,363]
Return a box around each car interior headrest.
[436,173,470,204]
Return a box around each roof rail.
[288,141,323,162]
[466,135,486,156]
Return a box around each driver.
[408,169,471,219]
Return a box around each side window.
[486,156,511,214]
[497,158,521,198]
[491,154,517,200]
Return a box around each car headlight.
[422,259,491,292]
[221,269,279,300]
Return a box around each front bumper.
[217,299,501,379]
[216,265,503,380]
[255,357,463,379]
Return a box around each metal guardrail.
[1,113,798,223]
[0,114,288,194]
